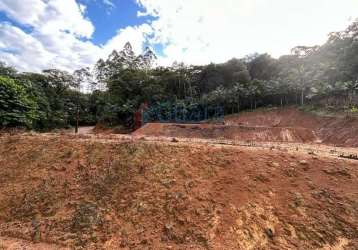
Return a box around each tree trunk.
[75,105,79,134]
[189,81,192,98]
[301,89,304,106]
[349,90,353,106]
[237,95,240,113]
[183,79,186,99]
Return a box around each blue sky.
[77,0,154,45]
[0,0,357,72]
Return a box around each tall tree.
[0,76,38,128]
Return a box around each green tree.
[0,76,39,128]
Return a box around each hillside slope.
[134,107,358,147]
[225,107,358,147]
[0,134,357,249]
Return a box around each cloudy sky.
[0,0,357,72]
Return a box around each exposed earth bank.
[0,134,357,249]
[134,107,358,147]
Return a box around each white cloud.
[101,0,116,14]
[0,0,94,38]
[0,0,357,72]
[0,0,98,72]
[0,23,53,72]
[102,0,115,9]
[0,0,151,72]
[137,0,358,65]
[0,21,104,72]
[103,24,153,55]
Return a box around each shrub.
[0,76,39,128]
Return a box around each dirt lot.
[133,123,319,144]
[0,107,357,249]
[225,107,358,147]
[134,107,358,147]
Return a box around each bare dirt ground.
[133,123,319,144]
[134,107,358,147]
[0,107,357,249]
[78,126,95,135]
[64,126,95,135]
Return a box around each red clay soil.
[93,124,132,135]
[0,134,357,249]
[225,107,358,147]
[134,107,358,147]
[224,107,323,129]
[133,123,318,143]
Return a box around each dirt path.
[9,133,357,162]
[76,126,95,134]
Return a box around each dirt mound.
[0,135,357,249]
[134,123,318,143]
[317,116,358,147]
[225,107,358,147]
[224,107,322,129]
[134,107,358,147]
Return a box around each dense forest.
[1,20,357,130]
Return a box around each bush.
[0,76,39,128]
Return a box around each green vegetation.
[0,76,38,128]
[0,20,357,130]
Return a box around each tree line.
[1,20,357,130]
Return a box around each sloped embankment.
[0,135,357,249]
[134,108,358,147]
[224,107,358,147]
[133,123,318,143]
